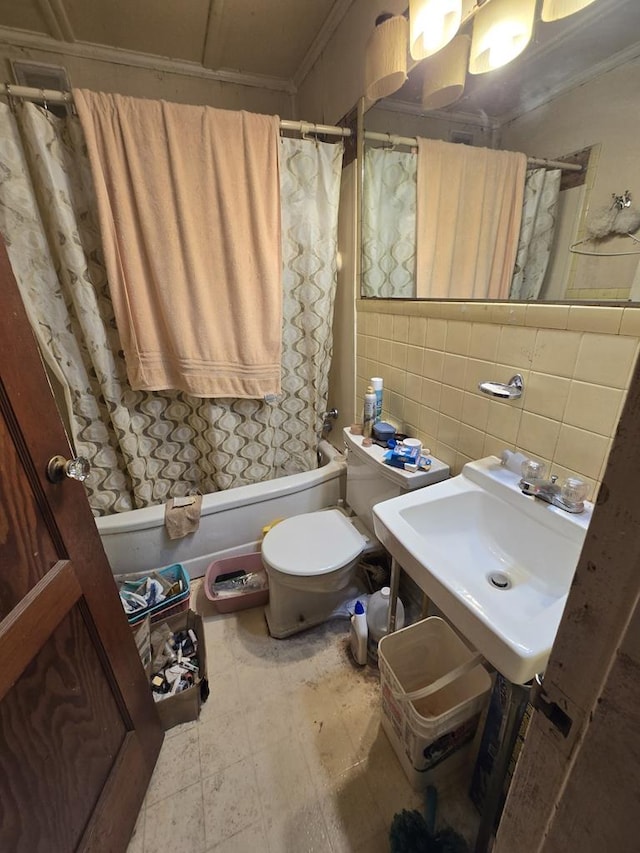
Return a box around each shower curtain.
[509,168,562,300]
[0,101,343,515]
[362,146,416,298]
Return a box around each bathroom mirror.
[360,0,640,303]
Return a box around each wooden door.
[494,337,640,851]
[0,240,163,851]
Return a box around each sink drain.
[488,572,511,590]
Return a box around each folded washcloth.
[165,494,202,540]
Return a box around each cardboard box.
[150,609,208,731]
[131,615,152,677]
[469,673,532,822]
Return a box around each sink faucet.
[519,473,587,514]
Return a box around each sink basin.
[372,456,592,684]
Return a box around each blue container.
[120,563,191,625]
[373,421,396,442]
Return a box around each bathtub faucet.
[322,408,339,432]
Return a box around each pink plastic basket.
[205,552,269,613]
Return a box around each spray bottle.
[371,377,383,423]
[363,385,376,438]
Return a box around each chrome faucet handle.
[561,477,588,507]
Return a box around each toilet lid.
[262,509,365,576]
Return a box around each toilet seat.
[262,509,364,576]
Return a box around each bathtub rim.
[96,438,345,535]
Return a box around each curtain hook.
[41,89,48,111]
[384,132,396,152]
[5,82,16,114]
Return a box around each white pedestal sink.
[373,456,592,684]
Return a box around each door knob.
[47,455,91,484]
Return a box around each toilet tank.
[343,428,449,533]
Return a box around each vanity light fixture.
[421,34,471,109]
[365,14,409,101]
[410,0,463,60]
[541,0,599,22]
[469,0,536,74]
[367,0,599,105]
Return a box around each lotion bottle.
[350,600,368,665]
[363,385,376,438]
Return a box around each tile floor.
[127,583,480,852]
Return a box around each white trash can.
[379,616,491,791]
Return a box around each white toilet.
[261,428,449,638]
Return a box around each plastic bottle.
[371,377,383,423]
[363,385,376,438]
[350,600,368,665]
[367,586,405,661]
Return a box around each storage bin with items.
[116,563,190,624]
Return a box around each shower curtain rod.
[0,83,353,138]
[364,130,583,173]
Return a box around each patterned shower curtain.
[509,168,562,300]
[0,101,343,515]
[362,146,416,298]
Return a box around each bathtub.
[96,439,346,578]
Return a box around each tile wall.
[356,300,640,500]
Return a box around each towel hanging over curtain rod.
[0,82,353,139]
[363,130,583,173]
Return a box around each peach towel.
[416,139,526,299]
[74,89,282,398]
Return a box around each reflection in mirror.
[361,0,640,303]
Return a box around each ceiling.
[0,0,354,90]
[0,0,638,122]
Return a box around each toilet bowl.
[261,428,451,639]
[262,508,367,637]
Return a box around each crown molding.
[0,26,296,94]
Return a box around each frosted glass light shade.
[410,0,463,60]
[469,0,536,74]
[365,15,409,101]
[422,35,471,109]
[541,0,598,21]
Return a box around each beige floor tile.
[299,712,362,787]
[263,801,332,853]
[200,666,243,721]
[199,707,253,779]
[144,780,205,853]
[252,737,319,816]
[206,820,269,852]
[146,727,201,807]
[319,764,387,853]
[202,757,262,848]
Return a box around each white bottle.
[371,377,383,423]
[363,385,376,438]
[367,586,405,661]
[350,600,368,665]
